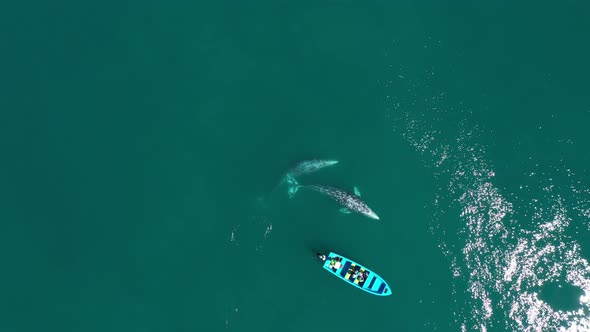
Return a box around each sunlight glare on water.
[385,64,590,331]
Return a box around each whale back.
[289,159,338,177]
[306,185,378,219]
[307,185,359,206]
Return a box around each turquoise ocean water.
[1,1,589,331]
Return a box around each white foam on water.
[263,223,273,239]
[223,305,240,330]
[229,212,274,253]
[247,214,271,253]
[229,224,240,245]
[386,71,590,331]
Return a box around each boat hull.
[321,252,391,296]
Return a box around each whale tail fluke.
[286,175,301,198]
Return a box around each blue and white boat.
[316,252,392,296]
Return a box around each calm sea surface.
[1,1,589,331]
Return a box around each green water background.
[1,1,589,331]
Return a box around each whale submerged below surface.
[287,159,339,177]
[297,184,380,220]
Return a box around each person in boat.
[329,257,342,269]
[348,265,355,276]
[358,270,369,283]
[317,253,342,269]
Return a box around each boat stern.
[381,286,392,296]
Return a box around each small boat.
[316,252,392,296]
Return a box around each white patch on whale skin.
[309,185,379,220]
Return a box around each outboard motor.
[316,253,326,261]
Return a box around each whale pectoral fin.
[286,175,300,198]
[339,208,351,214]
[285,174,296,185]
[288,186,299,198]
[353,187,362,197]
